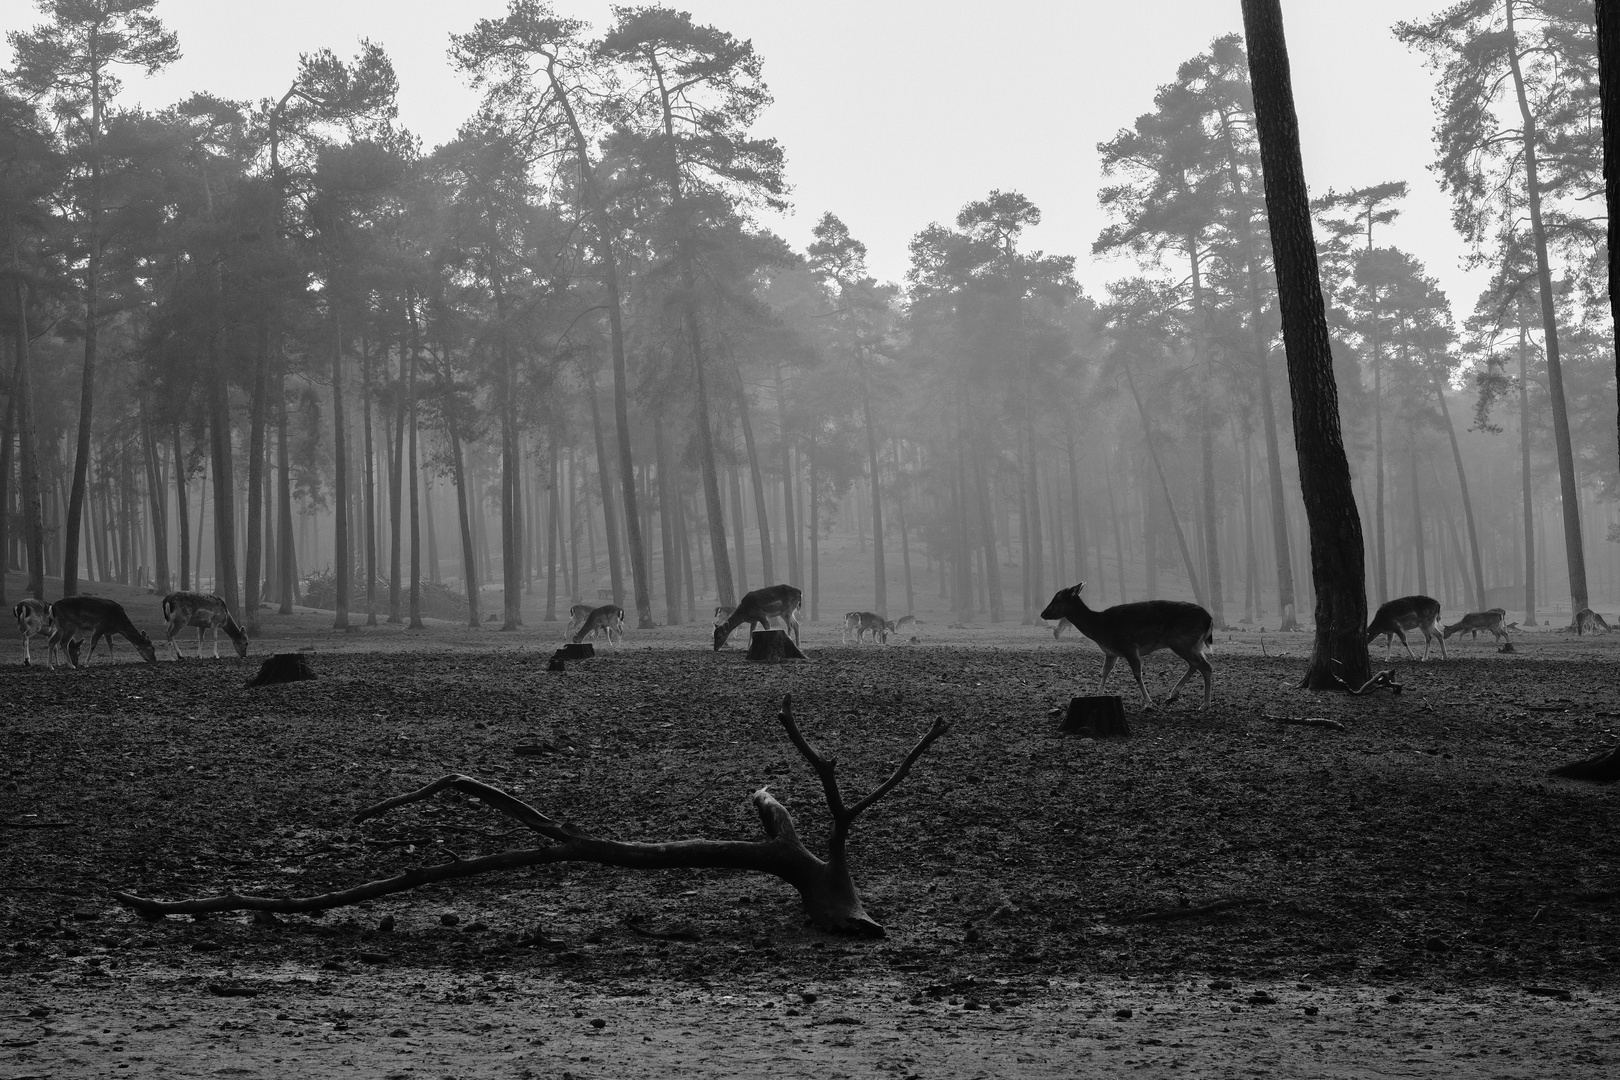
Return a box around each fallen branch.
[113,695,949,938]
[1332,668,1402,696]
[1126,897,1259,924]
[1263,715,1347,732]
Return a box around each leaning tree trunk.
[113,697,948,939]
[1124,363,1206,607]
[1242,0,1371,689]
[1508,0,1587,619]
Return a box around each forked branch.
[112,696,948,938]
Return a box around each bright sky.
[6,0,1488,311]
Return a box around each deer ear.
[1072,582,1086,596]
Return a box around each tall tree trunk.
[736,379,774,585]
[1507,0,1587,619]
[857,353,887,615]
[546,416,560,622]
[330,320,350,629]
[361,336,378,626]
[776,366,800,586]
[388,337,406,624]
[655,416,681,624]
[1517,318,1536,623]
[1598,0,1620,623]
[728,437,749,595]
[8,271,46,599]
[1372,329,1387,603]
[1434,376,1488,610]
[277,377,296,612]
[808,435,820,622]
[586,369,624,607]
[445,391,478,628]
[140,400,169,595]
[408,338,423,630]
[972,445,1003,622]
[1410,442,1428,596]
[1124,363,1206,606]
[1242,0,1370,687]
[893,454,915,616]
[1241,422,1257,621]
[1066,431,1087,592]
[243,328,269,632]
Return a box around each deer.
[161,591,249,660]
[1576,607,1612,635]
[13,598,54,667]
[1041,582,1214,710]
[1442,607,1510,644]
[1367,595,1447,660]
[564,603,595,640]
[571,604,625,646]
[840,611,890,644]
[48,596,157,669]
[714,584,803,651]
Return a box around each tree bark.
[8,271,46,599]
[1242,0,1371,687]
[243,328,270,632]
[1598,0,1620,625]
[1517,318,1536,623]
[1507,0,1587,618]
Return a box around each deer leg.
[1434,626,1447,661]
[1124,652,1154,709]
[1396,629,1416,660]
[1097,654,1117,695]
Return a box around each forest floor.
[3,593,1619,1077]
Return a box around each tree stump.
[557,643,595,661]
[746,629,806,663]
[547,652,567,672]
[246,653,316,687]
[1060,695,1129,738]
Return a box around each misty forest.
[6,1,1620,1075]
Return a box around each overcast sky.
[6,0,1486,311]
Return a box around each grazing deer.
[1576,607,1612,635]
[564,603,595,639]
[841,611,890,644]
[1442,607,1510,644]
[572,604,625,646]
[14,598,53,667]
[48,596,157,669]
[1041,583,1214,709]
[161,591,249,660]
[1367,595,1447,660]
[714,584,803,651]
[891,614,917,638]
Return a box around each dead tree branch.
[113,695,948,937]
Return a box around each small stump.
[547,653,567,672]
[246,652,315,687]
[558,643,595,661]
[1060,695,1129,738]
[1499,642,1516,653]
[1551,744,1620,784]
[746,629,807,663]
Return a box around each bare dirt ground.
[4,589,1619,1077]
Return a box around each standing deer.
[161,591,249,660]
[13,598,53,667]
[572,604,625,646]
[714,584,803,651]
[1576,607,1612,635]
[564,603,595,640]
[48,596,157,669]
[840,611,890,644]
[1041,583,1214,709]
[1442,607,1510,644]
[1367,595,1447,660]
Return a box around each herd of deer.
[15,580,1612,714]
[12,592,248,670]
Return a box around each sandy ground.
[4,965,1619,1079]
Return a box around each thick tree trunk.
[1507,0,1587,618]
[1599,0,1620,625]
[1242,0,1371,687]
